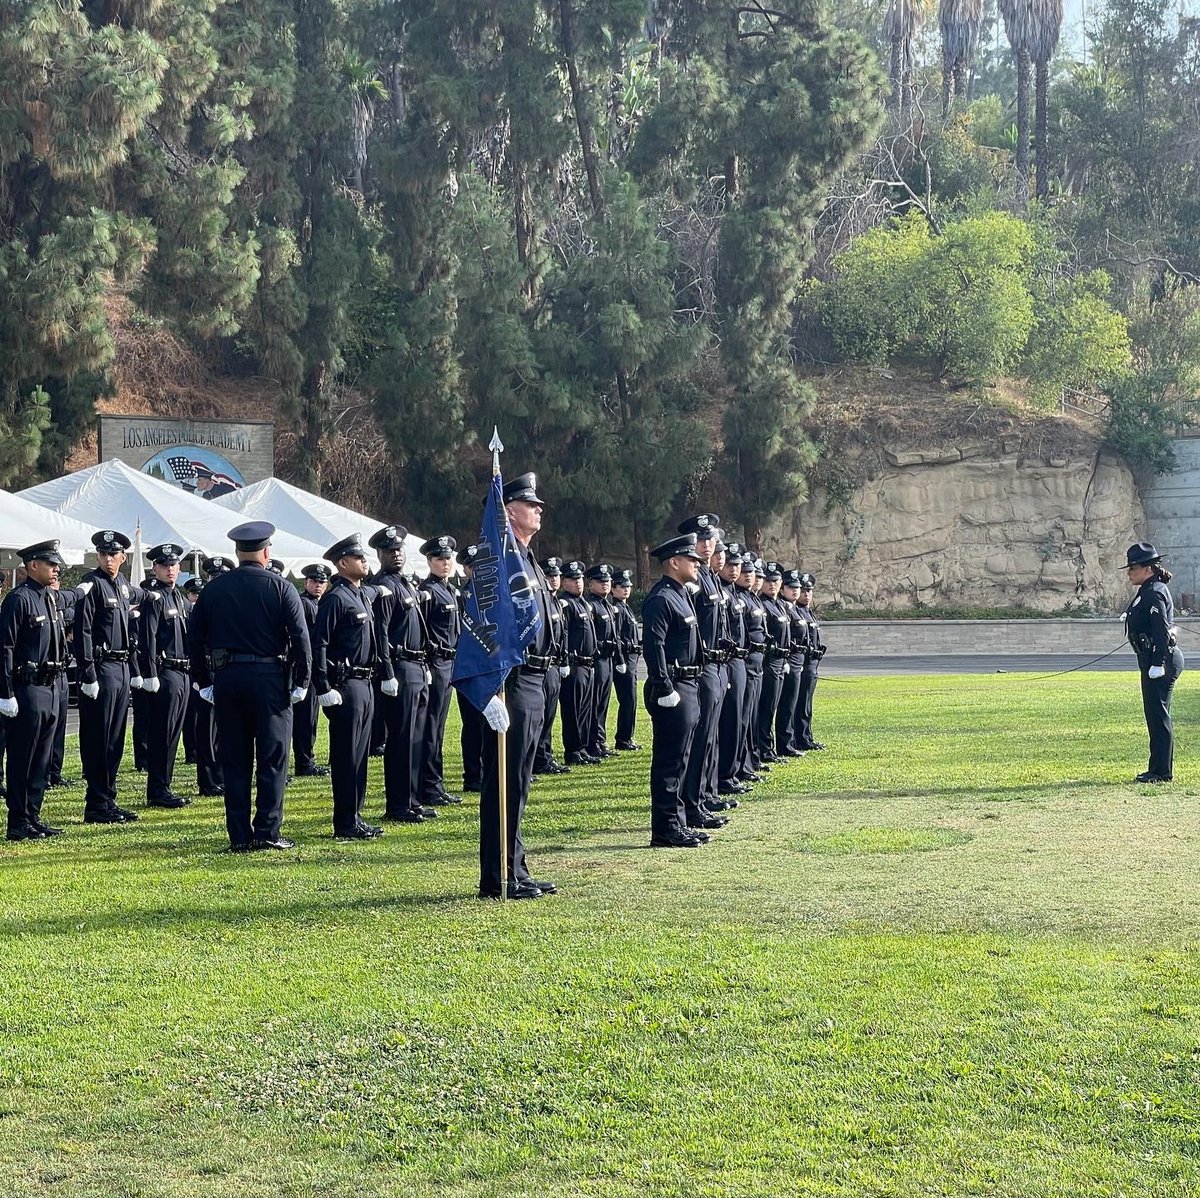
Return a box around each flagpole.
[489,427,509,901]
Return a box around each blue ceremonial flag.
[452,470,542,713]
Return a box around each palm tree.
[997,0,1034,201]
[938,0,983,118]
[1031,0,1064,200]
[885,0,933,121]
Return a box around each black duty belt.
[391,645,426,664]
[569,653,595,668]
[97,649,129,662]
[747,644,766,655]
[703,648,730,665]
[213,652,285,669]
[343,665,373,680]
[432,647,457,662]
[16,661,66,685]
[160,657,190,671]
[524,652,556,671]
[668,664,702,681]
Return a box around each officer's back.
[191,563,304,661]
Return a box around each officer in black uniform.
[292,564,331,778]
[533,557,571,775]
[46,576,78,790]
[756,562,790,764]
[314,536,387,839]
[182,577,223,796]
[203,555,234,580]
[717,545,751,795]
[75,529,148,824]
[793,572,827,752]
[137,543,194,809]
[584,563,623,760]
[774,569,809,758]
[0,541,71,841]
[187,521,312,851]
[1123,542,1185,782]
[642,533,706,848]
[679,514,728,831]
[419,535,463,807]
[477,471,559,900]
[369,524,433,823]
[611,568,642,751]
[736,554,768,781]
[455,543,485,792]
[559,560,598,766]
[268,559,286,576]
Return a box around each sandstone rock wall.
[769,437,1145,612]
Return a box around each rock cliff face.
[770,435,1144,612]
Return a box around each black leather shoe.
[478,881,543,900]
[683,827,712,843]
[565,753,589,767]
[198,787,225,797]
[147,794,189,809]
[113,805,140,822]
[84,809,125,824]
[46,776,76,789]
[545,760,571,774]
[780,747,806,758]
[1134,772,1171,783]
[6,823,46,841]
[694,816,727,830]
[335,826,380,839]
[525,878,558,894]
[253,836,296,850]
[650,830,703,848]
[615,741,642,751]
[417,805,439,819]
[463,781,482,793]
[801,742,827,751]
[761,752,780,763]
[382,811,426,824]
[355,821,384,838]
[709,798,739,811]
[739,773,762,783]
[295,765,331,777]
[32,821,63,837]
[229,842,253,853]
[718,783,748,795]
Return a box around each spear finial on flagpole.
[489,427,504,479]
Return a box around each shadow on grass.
[793,779,1121,802]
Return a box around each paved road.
[824,653,1134,675]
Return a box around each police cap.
[227,521,274,552]
[456,543,479,567]
[651,534,702,563]
[369,524,408,551]
[325,535,367,563]
[202,555,233,576]
[540,556,563,576]
[724,542,745,559]
[182,577,204,596]
[503,472,544,506]
[781,569,802,588]
[677,513,720,538]
[798,572,816,589]
[763,561,783,581]
[301,563,332,583]
[92,529,131,554]
[420,535,457,559]
[147,542,184,565]
[268,559,285,575]
[561,559,587,579]
[19,539,65,566]
[613,569,633,587]
[585,563,613,582]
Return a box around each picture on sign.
[142,449,243,498]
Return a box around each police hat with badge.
[762,560,784,582]
[456,543,479,568]
[92,529,132,555]
[780,568,802,589]
[677,514,720,539]
[368,524,408,552]
[420,535,457,559]
[612,569,634,588]
[182,577,205,597]
[18,539,66,567]
[202,554,233,577]
[147,543,184,567]
[798,572,816,589]
[301,563,332,583]
[651,533,703,563]
[502,473,544,506]
[540,556,563,577]
[584,563,613,583]
[561,559,587,580]
[324,535,368,563]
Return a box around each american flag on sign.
[166,456,197,484]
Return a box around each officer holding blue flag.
[453,449,559,901]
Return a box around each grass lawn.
[2,671,1199,1197]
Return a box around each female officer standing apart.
[1124,542,1184,783]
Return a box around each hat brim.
[1123,557,1160,569]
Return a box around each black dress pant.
[48,676,68,783]
[561,665,594,758]
[369,690,388,755]
[479,667,545,892]
[459,688,484,788]
[131,687,150,771]
[776,657,803,753]
[757,659,786,759]
[589,657,614,757]
[794,661,819,749]
[327,678,374,833]
[5,682,58,830]
[534,666,563,769]
[382,662,428,817]
[292,684,320,773]
[190,687,222,793]
[79,660,131,816]
[615,654,639,745]
[718,658,746,786]
[421,659,454,802]
[146,669,188,802]
[683,663,724,821]
[1140,648,1184,779]
[741,654,764,773]
[645,679,700,838]
[213,663,291,846]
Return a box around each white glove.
[1148,665,1165,679]
[380,678,399,698]
[142,677,160,694]
[0,697,18,718]
[80,681,100,700]
[75,580,93,596]
[616,663,627,674]
[783,663,791,675]
[199,686,214,704]
[290,686,308,704]
[424,668,433,685]
[318,689,343,708]
[483,696,510,733]
[656,690,681,709]
[130,675,144,690]
[558,665,570,678]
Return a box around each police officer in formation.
[533,557,570,776]
[776,568,810,758]
[137,543,193,809]
[293,563,331,778]
[418,536,463,808]
[756,562,790,764]
[717,544,750,796]
[46,574,77,790]
[559,560,597,766]
[793,573,826,752]
[0,541,72,840]
[187,521,311,851]
[455,543,484,792]
[182,577,224,797]
[313,536,386,839]
[368,524,433,823]
[583,563,623,760]
[736,554,769,782]
[610,569,641,751]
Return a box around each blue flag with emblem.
[452,470,542,713]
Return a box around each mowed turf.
[2,671,1200,1198]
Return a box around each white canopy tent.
[17,459,328,577]
[0,491,101,566]
[213,476,430,575]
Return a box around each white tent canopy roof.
[0,491,102,565]
[213,476,429,575]
[17,459,328,576]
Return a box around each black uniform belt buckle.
[391,646,426,664]
[704,648,729,665]
[17,661,65,685]
[435,647,457,662]
[213,652,285,669]
[570,654,595,668]
[668,665,702,681]
[345,665,373,680]
[160,657,190,671]
[523,652,555,672]
[98,649,129,663]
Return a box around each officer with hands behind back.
[611,568,642,751]
[419,536,463,807]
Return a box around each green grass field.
[2,671,1199,1198]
